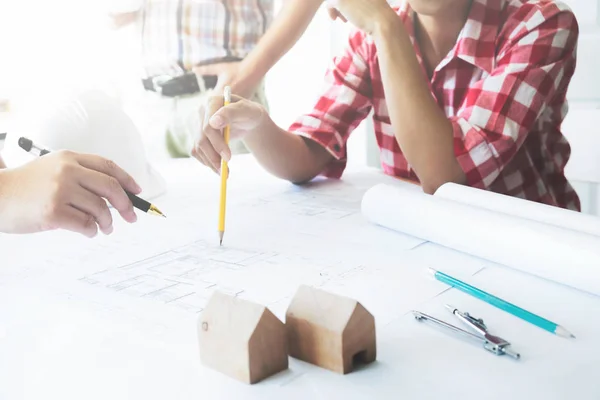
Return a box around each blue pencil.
[429,268,575,338]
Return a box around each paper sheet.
[1,161,449,400]
[4,159,600,400]
[3,256,600,400]
[0,159,427,325]
[75,236,466,326]
[361,184,600,296]
[435,182,600,237]
[0,159,423,280]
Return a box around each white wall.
[265,2,369,167]
[265,3,333,131]
[561,0,600,215]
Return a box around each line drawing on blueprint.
[79,239,364,314]
[238,192,357,221]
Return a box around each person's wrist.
[245,103,271,141]
[255,103,270,130]
[372,7,402,41]
[227,74,259,99]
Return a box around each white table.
[1,157,599,400]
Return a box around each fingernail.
[220,151,230,162]
[106,225,114,235]
[210,115,224,128]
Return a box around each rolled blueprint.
[361,184,600,296]
[435,182,600,238]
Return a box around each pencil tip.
[555,325,575,338]
[219,239,223,246]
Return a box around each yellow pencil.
[218,86,231,245]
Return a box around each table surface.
[1,156,599,400]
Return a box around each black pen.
[18,136,166,218]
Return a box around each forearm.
[231,0,323,96]
[109,10,141,29]
[373,14,465,193]
[243,118,332,184]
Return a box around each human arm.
[108,10,141,29]
[192,29,374,182]
[328,0,465,193]
[193,0,324,98]
[193,97,333,183]
[108,0,144,29]
[0,151,141,237]
[373,10,466,193]
[331,0,578,193]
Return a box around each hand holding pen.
[0,149,140,237]
[0,137,165,237]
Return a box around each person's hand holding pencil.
[192,88,267,174]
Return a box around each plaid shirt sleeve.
[451,5,578,189]
[288,30,374,179]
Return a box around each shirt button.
[333,144,341,152]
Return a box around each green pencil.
[429,268,575,338]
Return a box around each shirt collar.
[401,0,505,75]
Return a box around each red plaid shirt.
[289,0,581,211]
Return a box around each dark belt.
[142,73,218,97]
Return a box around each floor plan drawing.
[79,239,366,314]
